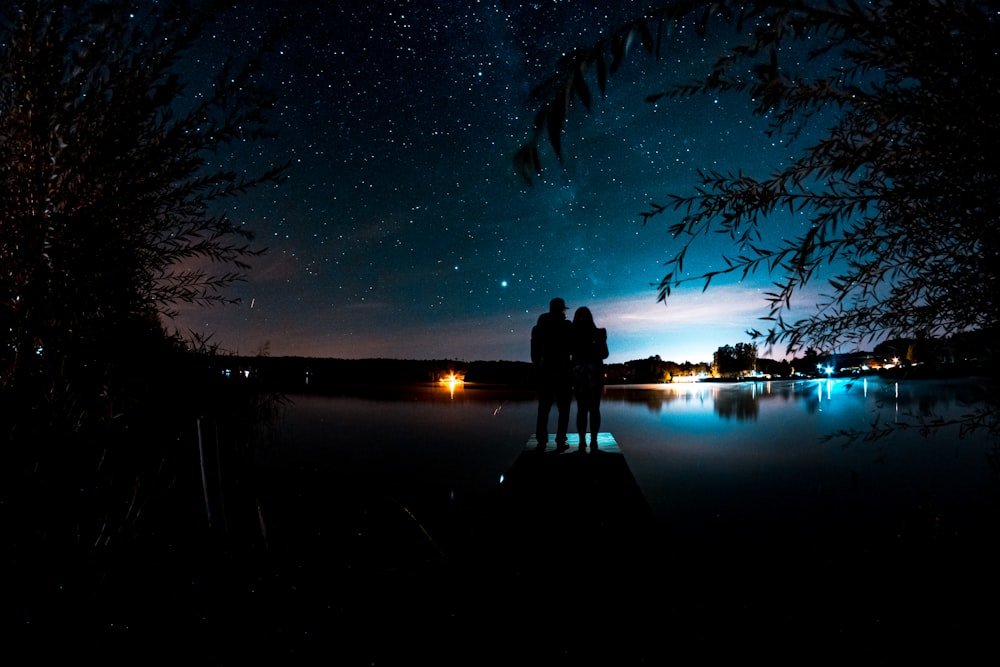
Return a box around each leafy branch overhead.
[514,0,763,180]
[516,0,1000,359]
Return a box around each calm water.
[273,376,997,540]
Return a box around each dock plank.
[524,432,620,453]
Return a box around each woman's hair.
[573,306,594,327]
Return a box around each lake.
[273,375,998,547]
[229,376,999,662]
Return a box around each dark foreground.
[9,444,1000,664]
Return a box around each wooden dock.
[466,431,659,575]
[438,431,665,662]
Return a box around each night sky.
[171,1,820,364]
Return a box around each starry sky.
[171,0,821,364]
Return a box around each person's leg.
[555,381,572,444]
[589,385,602,450]
[575,394,588,448]
[536,383,554,446]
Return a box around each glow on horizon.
[171,283,793,364]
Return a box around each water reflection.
[601,376,995,425]
[604,381,824,419]
[276,377,996,542]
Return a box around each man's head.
[549,297,567,315]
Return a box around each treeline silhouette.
[213,356,534,392]
[209,355,702,393]
[212,343,995,395]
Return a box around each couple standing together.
[530,297,609,452]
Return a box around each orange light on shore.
[438,372,465,398]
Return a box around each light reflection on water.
[277,377,996,539]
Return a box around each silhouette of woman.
[570,306,608,451]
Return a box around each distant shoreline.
[202,354,994,395]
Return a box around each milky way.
[172,1,816,364]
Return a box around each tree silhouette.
[0,0,287,426]
[516,0,999,360]
[713,341,758,377]
[0,0,289,586]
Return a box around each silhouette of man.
[531,297,573,450]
